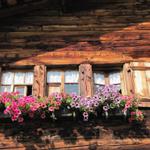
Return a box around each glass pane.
[14,86,26,96]
[48,86,61,95]
[94,73,105,85]
[109,72,120,84]
[0,86,11,92]
[94,84,105,93]
[25,72,33,84]
[27,85,32,96]
[65,84,78,94]
[1,72,14,84]
[47,71,61,83]
[65,71,79,83]
[14,72,25,84]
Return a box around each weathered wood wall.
[0,112,150,150]
[0,0,149,65]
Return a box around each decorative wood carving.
[79,64,93,97]
[33,65,46,97]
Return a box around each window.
[94,71,121,92]
[47,70,79,95]
[0,71,33,96]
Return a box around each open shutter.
[121,63,134,95]
[79,64,93,97]
[33,65,46,97]
[130,62,150,98]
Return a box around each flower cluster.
[0,85,144,123]
[129,110,144,123]
[95,85,122,117]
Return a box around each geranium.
[129,109,144,123]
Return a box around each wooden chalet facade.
[0,0,150,149]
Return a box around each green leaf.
[66,98,72,104]
[25,104,30,110]
[110,103,116,109]
[5,102,11,107]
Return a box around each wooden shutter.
[121,63,134,95]
[79,64,93,97]
[130,62,150,99]
[33,65,46,97]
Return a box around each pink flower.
[40,112,46,119]
[48,107,54,112]
[18,117,24,123]
[29,112,34,118]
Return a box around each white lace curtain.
[47,71,61,83]
[65,71,79,83]
[1,72,14,84]
[94,72,120,85]
[109,72,120,84]
[1,72,33,85]
[94,73,105,85]
[47,71,79,83]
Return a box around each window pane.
[48,86,61,95]
[47,71,61,83]
[94,73,105,85]
[94,84,105,93]
[1,72,14,84]
[14,72,25,84]
[109,72,120,84]
[0,86,11,92]
[25,72,33,84]
[65,84,78,94]
[14,86,26,96]
[27,85,32,96]
[65,71,79,83]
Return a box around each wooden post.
[122,63,134,95]
[33,65,46,97]
[79,64,93,97]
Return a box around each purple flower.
[83,112,88,117]
[103,105,109,111]
[83,116,88,121]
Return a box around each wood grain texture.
[0,0,149,65]
[33,65,46,97]
[122,63,135,95]
[79,64,93,97]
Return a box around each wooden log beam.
[0,0,48,18]
[9,49,150,67]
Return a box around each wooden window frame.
[47,69,79,95]
[93,70,121,90]
[0,70,33,96]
